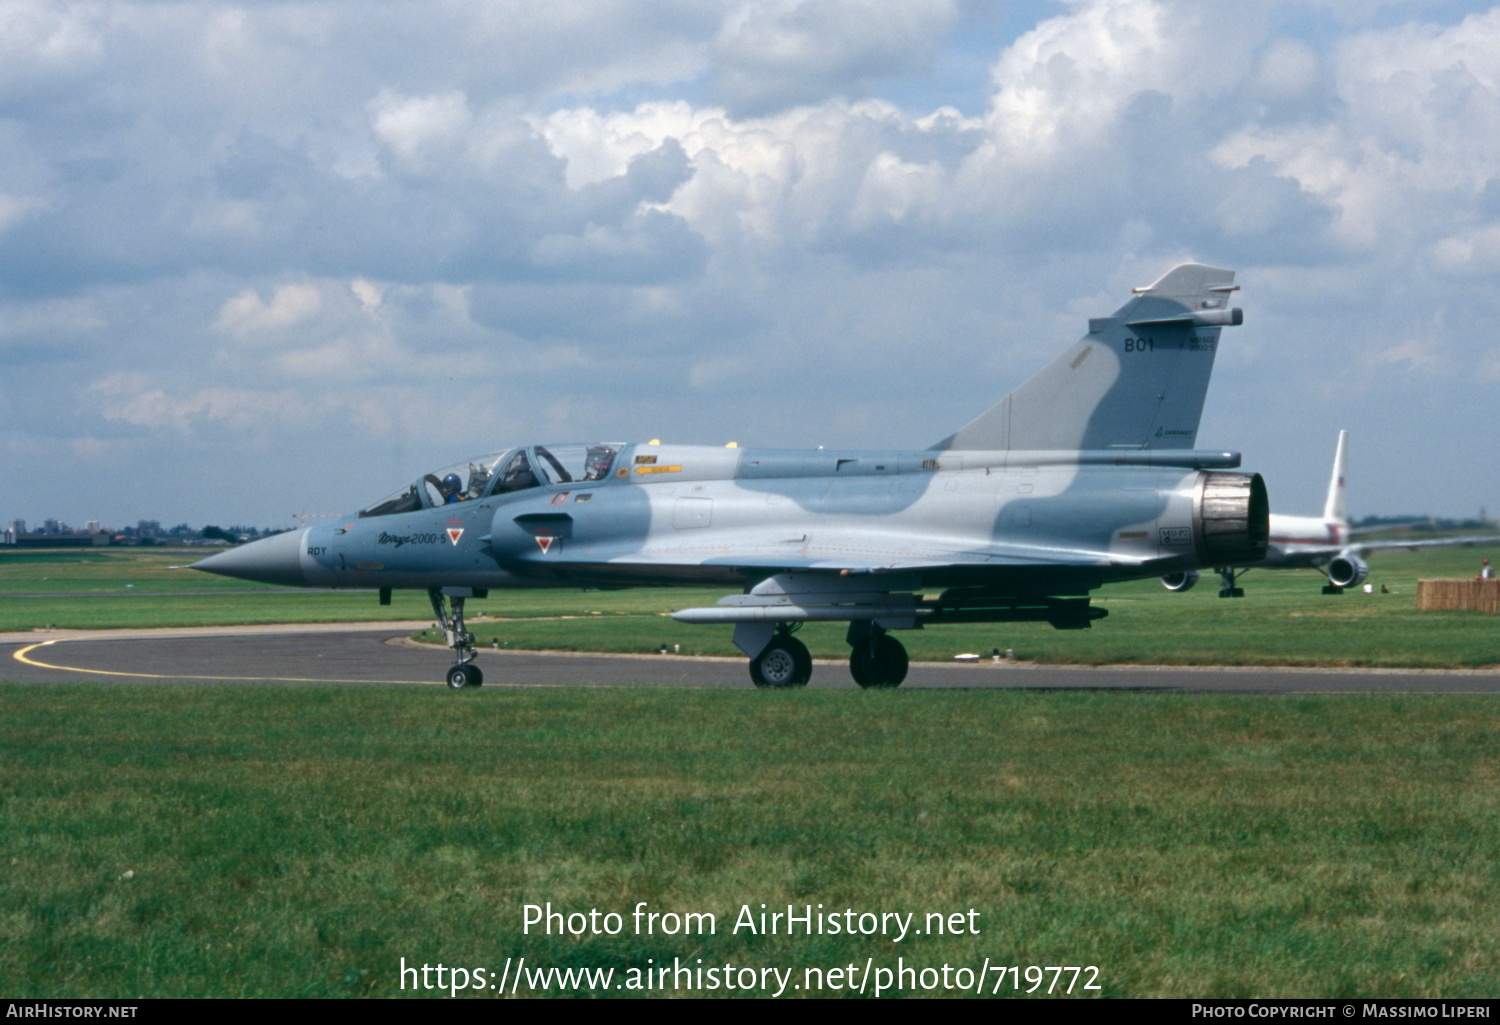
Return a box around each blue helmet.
[441,473,462,495]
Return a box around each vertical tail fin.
[1323,430,1349,525]
[935,264,1241,451]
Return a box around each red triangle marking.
[536,535,554,554]
[446,528,464,545]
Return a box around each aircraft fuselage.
[1261,513,1345,569]
[253,443,1257,595]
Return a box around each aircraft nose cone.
[192,528,308,587]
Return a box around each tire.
[750,636,811,688]
[446,664,482,688]
[850,634,908,689]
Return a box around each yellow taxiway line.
[12,639,439,686]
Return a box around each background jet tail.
[1323,429,1349,526]
[935,263,1241,452]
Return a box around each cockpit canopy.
[358,444,621,518]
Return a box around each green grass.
[6,544,1499,668]
[2,685,1498,998]
[0,548,729,630]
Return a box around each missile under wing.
[195,264,1267,689]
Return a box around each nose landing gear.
[429,587,483,688]
[446,663,482,688]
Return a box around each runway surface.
[6,625,1500,691]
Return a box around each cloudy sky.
[2,0,1498,529]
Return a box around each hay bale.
[1417,579,1500,613]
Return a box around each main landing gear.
[429,587,482,688]
[847,621,908,689]
[1216,567,1245,598]
[743,622,912,689]
[749,627,812,688]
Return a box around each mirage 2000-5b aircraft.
[195,264,1269,689]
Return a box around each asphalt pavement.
[6,625,1500,691]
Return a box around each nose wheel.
[446,664,483,688]
[430,588,482,687]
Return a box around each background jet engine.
[1160,570,1200,592]
[1194,472,1269,566]
[1326,553,1369,590]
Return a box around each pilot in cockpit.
[584,445,616,481]
[497,450,539,494]
[440,473,465,504]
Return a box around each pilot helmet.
[441,473,463,495]
[585,445,614,479]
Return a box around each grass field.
[4,548,1499,1000]
[5,544,1498,668]
[2,685,1499,998]
[0,548,735,630]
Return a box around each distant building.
[10,532,110,548]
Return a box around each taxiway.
[6,626,1499,691]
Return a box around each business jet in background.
[1162,430,1497,597]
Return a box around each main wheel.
[850,635,908,688]
[750,636,812,688]
[446,664,483,688]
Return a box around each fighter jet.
[1163,430,1499,597]
[195,264,1268,689]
